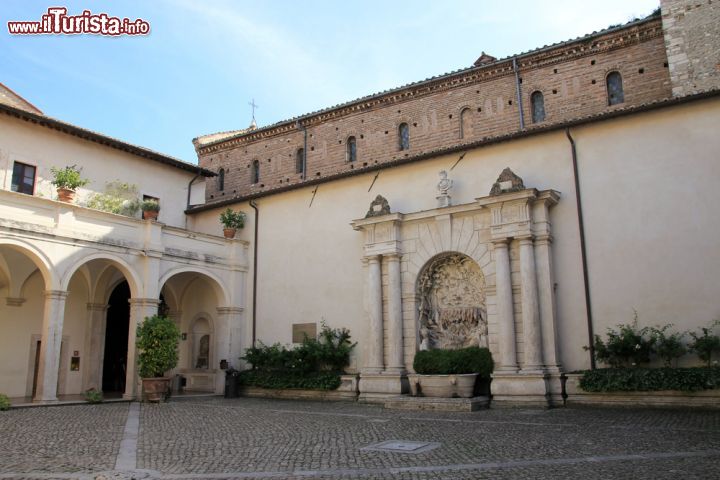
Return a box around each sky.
[1,1,660,163]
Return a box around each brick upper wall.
[197,17,671,203]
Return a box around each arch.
[295,148,304,174]
[530,91,546,123]
[398,122,410,151]
[0,238,57,289]
[158,266,230,307]
[251,160,260,184]
[189,313,214,370]
[606,71,624,105]
[60,252,142,298]
[415,252,487,350]
[217,168,225,191]
[346,136,357,162]
[459,107,472,139]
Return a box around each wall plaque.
[292,323,317,343]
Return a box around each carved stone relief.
[365,195,391,218]
[417,253,487,350]
[489,167,525,196]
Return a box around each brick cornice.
[197,17,663,155]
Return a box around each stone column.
[365,255,384,374]
[385,253,404,374]
[518,235,543,372]
[83,303,109,392]
[34,290,69,402]
[493,240,518,372]
[534,234,560,370]
[216,306,244,393]
[124,298,159,400]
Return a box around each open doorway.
[102,281,130,393]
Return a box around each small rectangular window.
[11,162,36,195]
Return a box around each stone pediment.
[489,168,525,196]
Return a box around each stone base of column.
[490,372,551,407]
[358,373,409,403]
[545,369,565,407]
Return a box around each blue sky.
[1,1,660,163]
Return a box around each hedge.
[413,347,493,377]
[578,367,720,393]
[238,370,341,390]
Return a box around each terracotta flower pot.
[142,377,171,402]
[143,210,159,221]
[223,227,237,239]
[57,188,76,203]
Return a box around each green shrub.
[0,393,10,411]
[578,367,720,392]
[219,208,246,229]
[240,323,356,390]
[50,165,89,190]
[650,325,687,367]
[689,320,720,367]
[86,181,140,216]
[587,312,655,368]
[84,388,103,404]
[413,347,493,377]
[137,315,181,378]
[140,199,160,212]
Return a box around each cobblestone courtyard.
[1,397,719,479]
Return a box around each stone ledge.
[239,387,358,402]
[384,395,490,412]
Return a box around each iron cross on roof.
[248,98,259,123]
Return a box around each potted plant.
[136,315,181,402]
[141,199,161,221]
[50,165,89,203]
[219,208,246,239]
[408,346,494,398]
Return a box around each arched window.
[251,160,260,184]
[217,168,225,191]
[346,136,357,162]
[606,71,624,106]
[460,107,472,139]
[398,123,410,150]
[295,148,305,174]
[530,91,546,123]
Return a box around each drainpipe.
[249,199,259,347]
[513,57,525,130]
[186,170,201,210]
[566,128,596,370]
[296,120,308,180]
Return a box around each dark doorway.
[102,281,130,393]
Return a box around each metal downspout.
[566,128,596,370]
[249,199,259,347]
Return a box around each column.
[535,234,560,370]
[216,306,244,393]
[518,235,543,372]
[83,303,108,391]
[385,253,404,374]
[124,298,159,400]
[34,290,68,402]
[493,240,518,372]
[364,255,384,374]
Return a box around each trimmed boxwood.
[413,347,493,377]
[578,367,720,393]
[238,370,341,390]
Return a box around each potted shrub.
[220,208,246,239]
[141,199,160,221]
[50,165,89,203]
[136,315,181,402]
[0,393,10,411]
[409,346,494,398]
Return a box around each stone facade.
[197,16,671,203]
[662,0,720,96]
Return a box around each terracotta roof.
[186,88,720,214]
[195,13,661,150]
[0,102,215,176]
[0,82,43,115]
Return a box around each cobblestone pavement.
[1,397,719,479]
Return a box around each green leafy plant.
[0,393,10,411]
[413,347,494,377]
[136,315,181,378]
[240,323,356,390]
[650,324,687,368]
[586,312,655,368]
[140,199,160,212]
[83,388,103,404]
[689,320,720,367]
[578,367,720,392]
[86,181,140,217]
[50,165,89,190]
[220,208,246,229]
